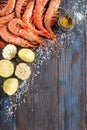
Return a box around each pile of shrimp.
[0,0,61,48]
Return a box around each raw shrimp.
[0,12,15,27]
[31,0,50,38]
[0,0,16,17]
[0,25,38,48]
[44,0,61,40]
[8,18,44,44]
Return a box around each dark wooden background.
[85,0,87,128]
[0,0,87,130]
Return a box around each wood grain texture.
[0,0,86,130]
[85,0,87,128]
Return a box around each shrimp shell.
[22,1,46,36]
[44,0,61,40]
[0,12,15,27]
[0,0,16,17]
[8,18,44,44]
[0,25,38,48]
[22,1,34,26]
[15,0,29,19]
[31,0,50,38]
[0,4,6,10]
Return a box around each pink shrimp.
[0,0,16,17]
[0,12,15,27]
[44,0,61,40]
[22,1,41,35]
[31,0,50,38]
[0,25,38,48]
[22,1,34,26]
[15,0,29,19]
[22,0,48,37]
[8,18,44,44]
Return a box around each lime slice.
[18,48,35,62]
[3,78,19,96]
[0,59,14,78]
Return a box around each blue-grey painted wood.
[85,0,87,128]
[0,0,86,130]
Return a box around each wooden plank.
[15,45,85,130]
[85,0,87,128]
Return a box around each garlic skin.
[15,63,31,80]
[2,44,17,60]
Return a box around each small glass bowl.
[58,14,75,31]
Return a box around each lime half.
[3,78,19,95]
[18,48,35,62]
[0,59,14,78]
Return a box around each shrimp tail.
[34,35,44,44]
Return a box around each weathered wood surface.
[0,0,86,130]
[85,0,87,129]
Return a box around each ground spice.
[60,15,74,28]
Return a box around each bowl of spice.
[58,14,75,31]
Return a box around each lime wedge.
[18,48,35,62]
[0,60,14,78]
[3,78,19,95]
